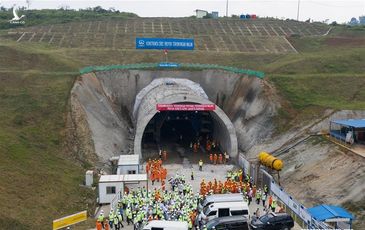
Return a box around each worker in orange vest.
[218,153,223,164]
[268,195,273,209]
[209,153,213,164]
[161,179,166,191]
[150,170,155,185]
[206,140,210,151]
[146,162,150,175]
[162,168,167,180]
[213,153,218,165]
[103,220,110,230]
[96,221,103,230]
[156,169,161,182]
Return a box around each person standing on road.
[218,153,223,164]
[199,159,203,171]
[271,198,277,212]
[109,209,114,229]
[113,214,120,230]
[255,208,261,219]
[191,171,194,180]
[96,220,103,230]
[117,211,124,228]
[256,189,262,205]
[268,195,273,209]
[248,189,253,205]
[262,192,267,207]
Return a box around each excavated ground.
[69,69,278,168]
[68,69,364,228]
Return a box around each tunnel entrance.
[133,78,238,162]
[140,107,229,164]
[142,110,214,146]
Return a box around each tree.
[349,17,358,25]
[359,16,365,25]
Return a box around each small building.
[196,9,208,18]
[330,119,365,144]
[117,154,140,175]
[98,174,147,204]
[211,11,219,19]
[308,204,354,229]
[98,175,124,204]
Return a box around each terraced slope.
[4,18,329,53]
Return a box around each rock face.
[69,69,278,166]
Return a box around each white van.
[199,193,244,211]
[142,220,188,230]
[201,201,250,223]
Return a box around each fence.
[237,153,333,229]
[79,63,265,79]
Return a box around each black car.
[205,215,249,230]
[250,213,294,230]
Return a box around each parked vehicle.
[142,220,188,230]
[201,201,250,223]
[206,215,249,230]
[198,193,245,211]
[250,212,294,230]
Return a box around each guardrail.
[79,63,265,79]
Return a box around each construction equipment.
[258,152,283,171]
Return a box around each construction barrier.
[52,210,87,230]
[79,63,265,79]
[237,153,332,229]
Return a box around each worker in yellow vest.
[199,159,203,171]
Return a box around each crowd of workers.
[199,170,279,213]
[95,139,282,229]
[145,157,168,187]
[97,174,200,230]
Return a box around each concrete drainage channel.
[69,68,278,168]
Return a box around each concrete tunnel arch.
[133,78,238,160]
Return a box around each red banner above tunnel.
[156,104,216,111]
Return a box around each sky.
[1,0,365,23]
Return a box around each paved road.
[93,146,302,230]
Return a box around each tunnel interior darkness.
[142,110,215,147]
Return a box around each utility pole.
[296,0,301,21]
[26,0,31,9]
[226,0,229,17]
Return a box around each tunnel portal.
[133,78,238,161]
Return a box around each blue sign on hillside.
[158,62,180,68]
[136,38,194,50]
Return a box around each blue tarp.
[307,205,354,221]
[331,119,365,128]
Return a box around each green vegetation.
[0,7,138,29]
[0,15,364,229]
[0,44,94,229]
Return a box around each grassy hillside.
[0,21,364,229]
[0,45,94,229]
[0,8,138,30]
